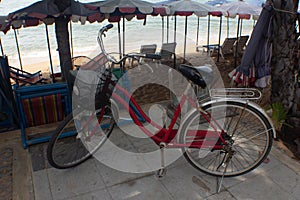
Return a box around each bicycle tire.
[47,104,115,169]
[179,100,274,177]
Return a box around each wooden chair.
[9,66,47,86]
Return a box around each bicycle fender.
[201,99,277,138]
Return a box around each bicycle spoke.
[181,101,273,177]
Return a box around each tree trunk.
[271,0,300,151]
[55,17,72,82]
[54,0,72,82]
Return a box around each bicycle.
[47,24,276,181]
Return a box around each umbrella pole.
[162,17,164,44]
[217,16,222,62]
[207,15,210,54]
[118,21,122,59]
[174,16,177,43]
[196,17,199,50]
[13,29,23,70]
[123,16,125,56]
[0,37,4,56]
[184,16,188,61]
[167,16,169,43]
[240,19,243,37]
[235,17,241,68]
[69,21,74,58]
[227,17,229,38]
[45,24,55,83]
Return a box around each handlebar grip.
[145,53,161,59]
[106,24,113,30]
[100,24,114,33]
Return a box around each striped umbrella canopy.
[220,0,261,19]
[0,16,10,33]
[88,0,168,57]
[0,16,10,56]
[88,0,158,21]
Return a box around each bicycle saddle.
[178,64,214,88]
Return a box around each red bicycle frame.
[111,81,228,150]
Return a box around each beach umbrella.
[206,0,231,6]
[219,0,261,67]
[8,0,61,21]
[5,0,99,82]
[166,0,224,60]
[6,0,60,78]
[155,0,177,43]
[88,0,157,56]
[220,0,261,36]
[0,16,10,56]
[205,0,232,38]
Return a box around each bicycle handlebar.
[97,24,162,66]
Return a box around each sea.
[0,0,260,69]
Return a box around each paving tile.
[93,159,153,188]
[107,175,173,200]
[32,170,52,200]
[47,159,105,200]
[29,144,47,171]
[222,154,281,188]
[205,191,236,200]
[227,174,295,200]
[93,127,165,174]
[267,163,300,199]
[65,188,112,200]
[159,163,219,199]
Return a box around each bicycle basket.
[72,66,117,110]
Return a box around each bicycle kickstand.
[216,164,228,193]
[156,142,166,178]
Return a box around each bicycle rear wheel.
[180,101,274,177]
[47,104,114,169]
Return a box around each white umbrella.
[220,0,261,38]
[155,0,177,44]
[89,0,156,57]
[167,0,225,60]
[219,0,262,67]
[220,0,261,19]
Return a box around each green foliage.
[270,102,291,131]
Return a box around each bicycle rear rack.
[209,88,262,100]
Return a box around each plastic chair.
[233,35,250,56]
[202,38,237,58]
[154,42,177,68]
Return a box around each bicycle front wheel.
[180,100,274,177]
[47,104,115,169]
